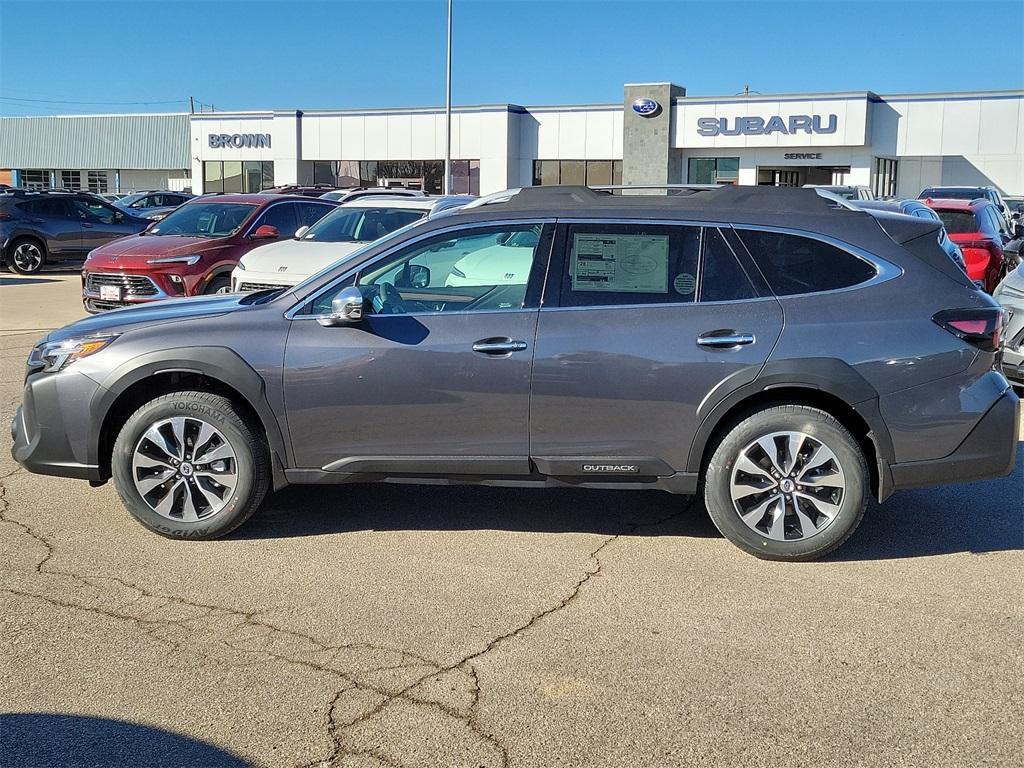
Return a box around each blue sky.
[1,0,1022,115]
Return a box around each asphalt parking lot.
[1,270,1023,768]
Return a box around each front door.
[283,221,552,474]
[71,197,138,250]
[530,221,784,478]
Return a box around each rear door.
[18,198,82,255]
[530,220,784,479]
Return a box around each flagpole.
[444,0,453,195]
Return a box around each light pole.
[444,0,453,195]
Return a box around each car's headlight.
[27,334,119,373]
[235,260,246,271]
[997,281,1024,300]
[146,255,201,265]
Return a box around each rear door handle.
[81,223,94,228]
[472,337,529,355]
[697,332,755,348]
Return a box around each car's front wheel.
[204,275,231,295]
[8,238,47,274]
[703,405,869,561]
[111,391,270,539]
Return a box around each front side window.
[253,203,298,235]
[296,202,338,228]
[71,198,118,224]
[311,224,545,316]
[559,223,699,307]
[149,203,256,237]
[737,229,877,295]
[302,206,426,242]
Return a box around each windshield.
[149,202,256,237]
[290,218,428,296]
[819,187,858,199]
[302,206,426,242]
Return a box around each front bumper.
[888,387,1020,491]
[10,370,105,482]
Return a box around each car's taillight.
[932,307,1005,352]
[0,212,12,221]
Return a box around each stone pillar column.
[622,83,685,189]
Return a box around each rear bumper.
[888,387,1019,491]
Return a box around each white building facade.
[3,83,1020,198]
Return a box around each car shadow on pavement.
[0,713,249,768]
[237,482,721,541]
[237,447,1023,560]
[0,277,63,286]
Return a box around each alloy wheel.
[131,416,238,522]
[729,430,846,541]
[12,242,43,272]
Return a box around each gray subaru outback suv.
[11,186,1019,560]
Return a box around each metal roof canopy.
[0,113,189,170]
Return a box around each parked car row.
[11,184,1019,562]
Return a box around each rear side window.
[559,223,699,307]
[18,198,70,217]
[699,228,758,302]
[737,229,877,296]
[296,202,336,228]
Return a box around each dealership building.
[2,82,1021,198]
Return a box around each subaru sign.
[696,114,838,137]
[632,98,660,117]
[208,133,272,149]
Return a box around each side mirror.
[252,224,279,239]
[317,286,365,327]
[396,263,430,289]
[294,225,310,239]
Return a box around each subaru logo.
[632,98,660,117]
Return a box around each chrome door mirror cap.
[318,286,365,327]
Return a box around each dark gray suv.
[11,186,1019,560]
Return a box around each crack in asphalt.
[1,461,700,767]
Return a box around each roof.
[0,113,189,169]
[472,184,845,215]
[189,193,325,205]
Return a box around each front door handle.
[82,223,94,229]
[472,337,529,355]
[697,331,755,348]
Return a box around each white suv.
[231,196,473,292]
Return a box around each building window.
[687,157,739,185]
[60,170,82,190]
[310,160,480,195]
[532,160,623,187]
[20,170,50,189]
[873,157,898,199]
[87,171,108,193]
[202,161,273,193]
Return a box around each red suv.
[81,194,337,312]
[923,197,1009,292]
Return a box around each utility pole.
[189,96,195,114]
[444,0,453,195]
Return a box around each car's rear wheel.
[204,275,231,295]
[703,405,868,561]
[8,238,46,274]
[111,391,270,539]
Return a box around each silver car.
[994,264,1024,388]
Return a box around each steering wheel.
[375,281,409,315]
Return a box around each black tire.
[703,405,869,561]
[204,275,231,295]
[7,237,47,274]
[111,391,270,540]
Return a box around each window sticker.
[673,272,696,295]
[570,233,669,293]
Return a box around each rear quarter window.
[737,229,877,296]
